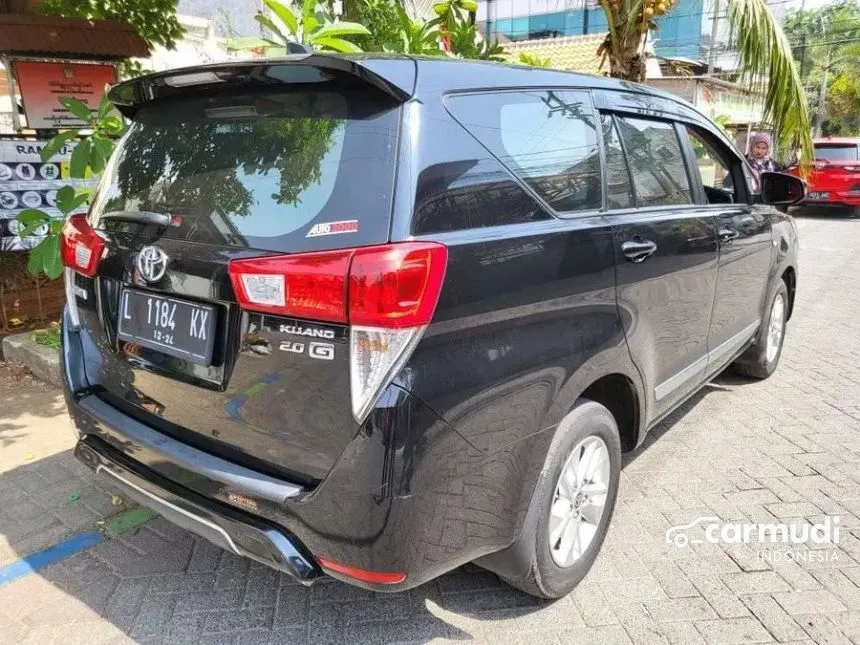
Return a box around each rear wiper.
[100,210,172,226]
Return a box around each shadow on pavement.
[0,443,553,644]
[0,361,731,644]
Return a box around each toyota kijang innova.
[61,54,802,598]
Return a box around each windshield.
[814,144,859,161]
[91,90,400,251]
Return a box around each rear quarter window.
[446,90,602,215]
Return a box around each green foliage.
[343,0,402,51]
[388,2,442,54]
[44,95,126,178]
[444,11,505,61]
[598,0,813,164]
[825,73,860,135]
[40,0,184,51]
[119,59,153,80]
[784,0,860,136]
[431,0,505,61]
[253,0,371,53]
[16,185,90,280]
[432,0,478,35]
[516,51,552,67]
[19,95,124,280]
[32,326,62,350]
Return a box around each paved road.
[2,214,860,644]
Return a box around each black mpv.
[62,54,801,598]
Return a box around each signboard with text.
[12,61,117,130]
[0,139,100,251]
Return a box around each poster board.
[0,138,100,251]
[12,60,117,130]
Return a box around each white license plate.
[118,289,216,365]
[807,191,830,200]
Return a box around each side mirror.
[760,172,805,205]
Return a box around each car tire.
[494,399,621,599]
[731,280,789,379]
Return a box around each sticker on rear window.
[306,219,358,238]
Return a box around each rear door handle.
[718,228,739,243]
[621,238,658,263]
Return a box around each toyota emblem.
[136,246,168,283]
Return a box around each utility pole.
[815,45,832,137]
[708,0,720,74]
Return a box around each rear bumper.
[75,436,321,583]
[61,309,518,591]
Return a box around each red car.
[791,137,860,213]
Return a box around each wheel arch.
[541,344,647,455]
[781,265,797,321]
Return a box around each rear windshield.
[814,144,859,161]
[90,90,400,251]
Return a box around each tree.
[342,0,402,51]
[599,0,813,163]
[388,2,442,55]
[784,0,860,136]
[254,0,371,53]
[40,0,184,51]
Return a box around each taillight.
[228,242,448,422]
[349,244,447,328]
[228,249,352,322]
[60,213,104,277]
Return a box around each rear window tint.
[814,144,859,161]
[616,116,692,207]
[447,90,601,214]
[90,90,400,251]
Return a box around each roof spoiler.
[108,55,417,118]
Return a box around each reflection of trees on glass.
[615,116,692,206]
[100,94,342,224]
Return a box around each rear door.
[69,81,402,482]
[679,124,771,368]
[599,105,719,420]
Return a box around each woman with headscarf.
[746,132,784,181]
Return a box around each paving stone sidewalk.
[2,214,860,644]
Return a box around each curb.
[1,332,61,388]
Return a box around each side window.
[447,90,602,214]
[411,158,550,234]
[684,126,741,204]
[600,113,634,209]
[615,116,692,207]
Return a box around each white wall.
[135,14,233,73]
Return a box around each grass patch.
[31,325,61,350]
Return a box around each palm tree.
[599,0,813,162]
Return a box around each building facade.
[477,0,715,61]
